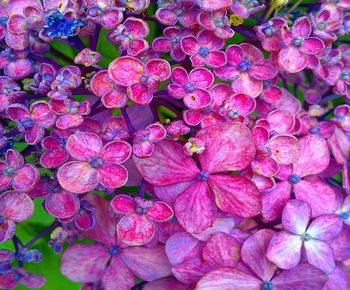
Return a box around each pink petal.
[268,134,299,165]
[133,140,200,186]
[231,72,263,98]
[12,164,39,192]
[152,37,172,52]
[184,89,212,110]
[21,273,46,288]
[241,229,277,281]
[110,194,136,214]
[56,114,84,129]
[272,262,328,289]
[147,123,167,142]
[30,101,56,127]
[206,51,227,68]
[100,141,131,164]
[45,190,80,219]
[202,232,240,267]
[214,64,240,81]
[292,16,312,38]
[102,256,135,290]
[224,93,256,116]
[97,163,128,189]
[146,59,171,81]
[226,45,244,65]
[0,220,16,243]
[133,141,154,158]
[266,231,302,269]
[0,191,34,221]
[128,83,153,105]
[24,125,45,145]
[40,149,69,169]
[301,37,325,55]
[90,70,113,97]
[171,66,189,86]
[322,266,349,290]
[293,135,330,177]
[208,174,261,217]
[60,244,110,283]
[267,109,295,134]
[183,109,203,126]
[192,216,235,241]
[294,176,338,217]
[143,277,191,290]
[262,85,283,103]
[155,8,178,26]
[189,67,214,88]
[304,239,335,273]
[108,56,143,86]
[171,258,213,284]
[101,89,128,108]
[6,103,30,121]
[278,47,307,73]
[117,213,155,246]
[66,132,103,161]
[253,126,268,147]
[147,201,174,222]
[282,199,311,235]
[180,36,199,55]
[57,161,98,193]
[198,0,232,11]
[196,268,261,290]
[306,214,343,241]
[250,60,278,81]
[197,122,255,173]
[252,157,279,177]
[175,181,216,234]
[121,245,171,280]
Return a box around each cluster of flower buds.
[0,0,350,289]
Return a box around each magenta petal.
[198,0,232,11]
[101,89,128,108]
[294,176,337,217]
[181,36,199,55]
[267,135,299,165]
[214,64,239,81]
[128,83,153,105]
[61,244,110,283]
[171,258,213,284]
[282,199,311,235]
[21,273,46,288]
[189,67,214,88]
[306,214,343,241]
[12,164,39,192]
[0,191,34,221]
[304,239,335,273]
[196,268,261,290]
[231,72,263,98]
[250,60,277,81]
[97,163,128,189]
[66,132,103,161]
[56,114,84,129]
[6,103,30,121]
[241,229,277,281]
[110,194,136,214]
[202,232,240,267]
[90,70,113,97]
[206,51,227,68]
[6,149,24,169]
[301,37,325,55]
[267,109,295,134]
[278,47,307,73]
[133,140,199,186]
[57,161,98,193]
[100,141,131,164]
[225,93,256,116]
[175,181,216,234]
[184,89,212,110]
[108,56,143,86]
[146,59,171,81]
[272,262,328,290]
[292,16,312,38]
[266,231,302,269]
[45,190,80,219]
[209,174,261,217]
[121,245,171,281]
[197,122,255,173]
[117,213,155,246]
[147,123,166,141]
[152,37,172,52]
[293,134,330,177]
[147,201,173,222]
[252,157,279,177]
[0,220,16,243]
[40,149,69,169]
[25,125,44,145]
[102,256,135,290]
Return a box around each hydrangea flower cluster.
[0,0,350,289]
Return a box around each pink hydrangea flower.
[0,76,25,112]
[181,30,226,68]
[332,104,350,132]
[0,190,34,243]
[134,123,261,233]
[0,149,39,192]
[6,101,56,145]
[0,48,34,80]
[100,116,130,142]
[310,9,342,42]
[74,48,102,67]
[266,199,343,273]
[133,123,166,158]
[50,98,91,129]
[90,70,128,109]
[231,0,265,19]
[168,67,214,110]
[57,132,131,193]
[29,63,57,94]
[86,2,123,30]
[108,56,171,105]
[0,268,45,289]
[218,93,256,121]
[183,138,205,156]
[109,17,149,56]
[278,17,325,73]
[111,194,174,246]
[214,43,278,97]
[197,10,234,39]
[165,120,191,139]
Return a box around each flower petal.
[278,47,307,73]
[97,163,128,189]
[45,190,80,219]
[267,134,299,164]
[102,256,135,290]
[282,199,311,235]
[110,194,136,215]
[307,214,343,241]
[66,132,103,161]
[108,56,143,86]
[304,239,335,273]
[0,191,34,221]
[147,201,174,222]
[100,141,131,164]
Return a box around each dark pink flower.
[278,17,325,73]
[332,105,350,132]
[0,76,25,112]
[231,0,265,19]
[50,98,91,129]
[155,1,197,27]
[0,149,39,192]
[86,2,123,30]
[214,43,278,97]
[0,268,45,289]
[133,123,166,158]
[165,120,190,139]
[74,48,102,67]
[0,48,34,80]
[310,9,342,42]
[108,56,171,105]
[134,123,261,233]
[100,116,130,142]
[218,93,256,121]
[57,132,131,193]
[6,101,56,145]
[266,199,343,273]
[168,67,214,110]
[181,30,226,68]
[109,17,149,56]
[111,194,173,246]
[29,63,57,94]
[197,10,234,39]
[0,190,34,243]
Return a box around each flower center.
[19,118,34,129]
[88,157,104,169]
[198,171,209,181]
[308,127,320,135]
[13,272,22,281]
[214,17,226,28]
[198,46,210,57]
[0,215,4,225]
[341,72,350,79]
[262,24,275,37]
[3,166,16,176]
[136,205,148,215]
[0,16,8,26]
[185,82,196,92]
[293,36,304,47]
[262,282,273,290]
[288,174,301,184]
[301,233,312,241]
[238,59,251,72]
[171,36,181,44]
[108,246,119,256]
[317,21,328,31]
[340,212,349,220]
[228,110,239,118]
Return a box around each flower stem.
[23,220,60,248]
[121,107,136,134]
